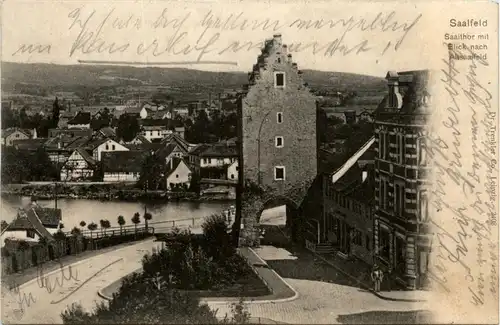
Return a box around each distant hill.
[1,62,386,93]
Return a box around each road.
[1,239,162,324]
[2,239,431,324]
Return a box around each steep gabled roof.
[68,112,91,125]
[161,133,191,152]
[12,139,45,151]
[331,137,375,184]
[7,206,61,241]
[165,157,189,178]
[190,143,238,158]
[75,148,97,166]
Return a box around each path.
[1,239,162,324]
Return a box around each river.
[1,196,233,231]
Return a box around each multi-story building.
[238,34,318,245]
[373,70,431,290]
[240,34,317,195]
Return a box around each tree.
[52,97,61,128]
[117,215,126,234]
[70,227,81,237]
[59,223,65,230]
[79,221,86,228]
[102,220,111,235]
[116,114,140,142]
[189,172,201,194]
[99,219,106,235]
[137,152,165,190]
[143,212,152,232]
[87,222,98,238]
[131,212,141,234]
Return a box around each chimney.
[32,128,37,139]
[362,171,368,183]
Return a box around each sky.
[2,0,478,77]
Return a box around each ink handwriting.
[427,41,497,308]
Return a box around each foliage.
[201,214,234,260]
[70,227,81,236]
[116,114,140,142]
[87,222,98,232]
[1,147,58,183]
[117,215,126,233]
[184,110,237,144]
[18,240,31,251]
[90,107,111,131]
[189,172,201,194]
[131,212,141,233]
[137,152,165,190]
[52,97,61,128]
[53,230,67,241]
[143,212,152,230]
[229,298,251,324]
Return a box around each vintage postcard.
[1,0,498,324]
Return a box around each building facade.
[238,34,318,245]
[373,70,432,290]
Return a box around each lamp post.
[257,111,272,186]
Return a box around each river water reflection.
[1,196,233,231]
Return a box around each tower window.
[275,136,284,148]
[274,72,285,88]
[277,112,283,124]
[274,166,285,180]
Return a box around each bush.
[202,214,235,260]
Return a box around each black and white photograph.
[1,1,498,324]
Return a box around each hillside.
[1,62,386,94]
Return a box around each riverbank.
[1,182,235,202]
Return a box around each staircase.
[315,242,335,254]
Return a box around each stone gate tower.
[237,34,318,246]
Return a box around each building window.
[379,226,390,261]
[231,174,235,179]
[365,235,371,250]
[105,144,109,150]
[27,230,35,238]
[418,137,427,166]
[379,132,389,160]
[274,166,285,180]
[275,136,284,148]
[176,174,179,178]
[418,189,429,222]
[112,145,116,150]
[352,230,362,245]
[379,179,388,210]
[397,133,405,164]
[394,183,405,217]
[274,72,285,88]
[277,112,283,124]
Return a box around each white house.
[165,157,192,190]
[226,160,239,180]
[60,148,96,181]
[101,151,144,182]
[88,138,130,161]
[141,125,172,142]
[1,200,62,246]
[1,128,31,146]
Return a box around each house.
[2,200,62,245]
[140,125,172,142]
[122,134,151,145]
[87,138,130,161]
[156,133,192,164]
[48,128,93,139]
[188,142,238,178]
[161,133,193,153]
[60,148,96,181]
[58,111,76,128]
[165,157,192,190]
[174,126,185,139]
[373,70,432,290]
[226,160,239,180]
[1,128,31,146]
[101,151,145,182]
[12,138,46,151]
[323,148,375,265]
[68,112,91,129]
[97,127,116,139]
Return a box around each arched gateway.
[236,34,318,247]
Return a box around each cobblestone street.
[209,245,431,324]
